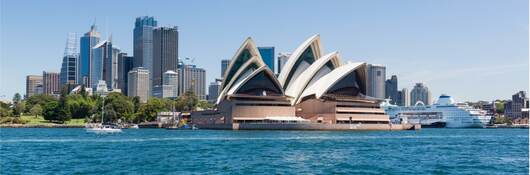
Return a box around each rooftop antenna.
[104,17,109,42]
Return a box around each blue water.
[0,128,528,174]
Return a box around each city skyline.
[1,0,528,101]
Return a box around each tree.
[135,98,168,123]
[25,94,56,113]
[13,101,25,117]
[495,101,505,114]
[0,101,12,117]
[99,92,134,123]
[42,101,60,122]
[12,93,22,117]
[181,90,198,112]
[197,100,214,110]
[132,96,141,113]
[42,101,69,123]
[29,104,43,117]
[66,94,94,119]
[12,93,21,104]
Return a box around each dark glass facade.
[258,47,275,71]
[236,70,282,96]
[284,46,315,90]
[60,55,78,88]
[78,25,100,86]
[223,48,251,89]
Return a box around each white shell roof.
[216,38,266,104]
[299,62,366,100]
[277,34,322,88]
[284,51,342,105]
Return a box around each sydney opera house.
[192,35,416,130]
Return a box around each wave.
[1,135,527,143]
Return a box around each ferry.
[382,94,492,128]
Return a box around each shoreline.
[0,124,85,128]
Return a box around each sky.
[0,0,528,102]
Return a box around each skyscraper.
[90,40,117,90]
[78,24,100,86]
[221,59,230,78]
[43,71,60,95]
[178,64,206,100]
[153,26,179,90]
[128,67,150,103]
[385,75,398,104]
[162,70,178,98]
[258,46,275,71]
[59,55,78,88]
[399,88,410,106]
[509,91,529,118]
[410,83,432,105]
[133,16,157,94]
[60,33,79,89]
[208,79,222,103]
[277,52,291,74]
[118,53,134,95]
[367,64,386,99]
[26,75,43,98]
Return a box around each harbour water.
[1,128,528,174]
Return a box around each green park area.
[1,87,212,126]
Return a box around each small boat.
[86,124,122,134]
[86,98,122,133]
[129,124,139,129]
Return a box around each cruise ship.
[382,95,492,128]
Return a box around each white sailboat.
[86,98,122,133]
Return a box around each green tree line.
[0,87,213,124]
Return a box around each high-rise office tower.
[410,83,432,105]
[178,64,206,100]
[118,53,134,95]
[60,33,79,89]
[133,16,157,94]
[367,64,386,98]
[208,79,222,103]
[153,26,179,91]
[90,39,120,91]
[78,24,100,86]
[43,71,60,95]
[26,75,43,98]
[162,70,178,98]
[509,91,529,118]
[60,55,78,88]
[385,75,398,104]
[258,46,275,71]
[399,88,410,106]
[277,52,291,74]
[221,59,230,78]
[128,67,150,103]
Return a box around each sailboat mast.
[101,98,104,124]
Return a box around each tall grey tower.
[78,24,100,86]
[410,83,432,105]
[133,16,157,68]
[221,59,230,78]
[153,26,179,89]
[385,75,398,104]
[133,16,157,95]
[367,64,386,99]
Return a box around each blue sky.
[0,0,528,102]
